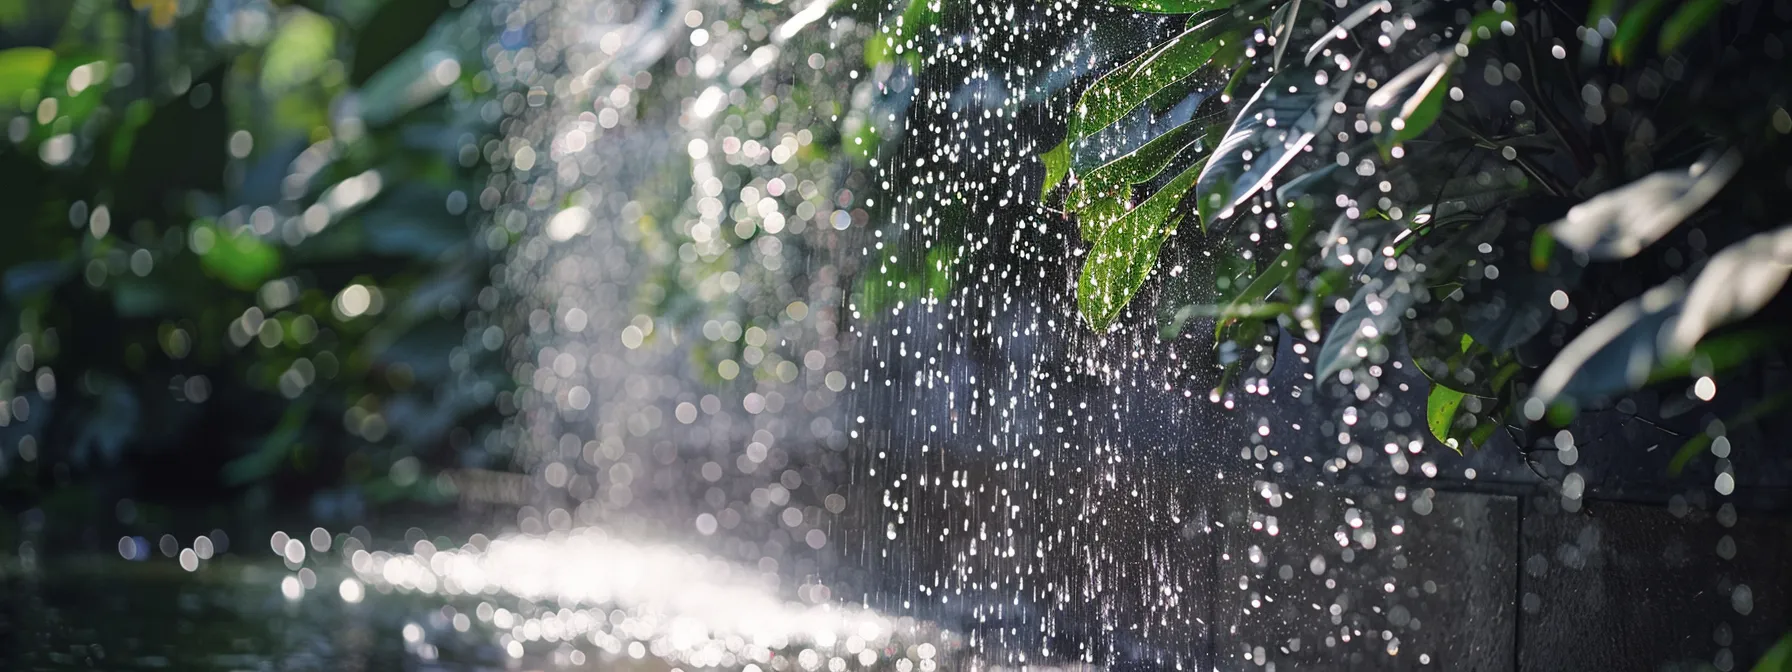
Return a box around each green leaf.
[1548,150,1740,260]
[0,46,53,104]
[864,0,942,69]
[1041,141,1070,201]
[1065,18,1232,143]
[1078,162,1202,330]
[1659,0,1725,54]
[1315,268,1414,379]
[1365,50,1455,149]
[1210,203,1311,337]
[1195,64,1352,224]
[1612,0,1669,63]
[1305,1,1388,66]
[1426,383,1467,450]
[1106,0,1231,13]
[1753,633,1792,672]
[262,9,337,94]
[197,221,282,291]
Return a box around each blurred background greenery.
[0,0,513,545]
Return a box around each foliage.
[1039,0,1792,451]
[0,0,509,523]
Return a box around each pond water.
[5,0,1791,669]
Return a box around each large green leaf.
[1065,17,1233,144]
[0,46,53,103]
[1078,162,1202,330]
[1535,225,1792,405]
[1194,64,1351,224]
[1548,150,1740,260]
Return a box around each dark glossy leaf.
[1195,64,1351,224]
[1316,267,1415,379]
[1548,150,1739,260]
[1463,263,1575,353]
[1364,50,1455,148]
[1531,279,1685,405]
[1305,0,1388,65]
[1078,163,1202,330]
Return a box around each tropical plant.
[1041,0,1792,453]
[0,0,511,524]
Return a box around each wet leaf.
[1071,116,1210,240]
[1426,383,1466,449]
[1305,1,1388,65]
[1659,0,1725,54]
[1548,150,1740,260]
[1065,18,1231,144]
[1211,203,1311,337]
[1364,50,1455,148]
[1195,64,1351,224]
[1316,267,1415,379]
[1078,163,1202,330]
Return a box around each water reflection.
[347,527,970,670]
